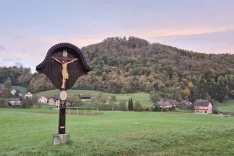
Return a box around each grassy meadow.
[0,108,234,156]
[216,100,234,112]
[12,86,27,95]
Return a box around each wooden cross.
[36,43,91,136]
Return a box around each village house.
[181,100,192,106]
[48,96,60,107]
[24,92,33,99]
[78,94,92,102]
[38,96,48,103]
[194,100,213,114]
[11,89,17,95]
[8,98,22,106]
[155,99,178,110]
[178,100,193,109]
[11,89,22,97]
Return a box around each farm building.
[194,100,213,114]
[78,94,92,102]
[38,97,48,103]
[8,98,22,106]
[154,100,178,109]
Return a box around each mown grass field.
[37,89,153,107]
[216,100,234,112]
[0,108,234,156]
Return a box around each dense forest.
[1,36,234,103]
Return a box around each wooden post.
[77,108,78,115]
[85,109,86,115]
[69,108,70,114]
[92,109,93,115]
[58,99,66,134]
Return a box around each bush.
[22,96,37,108]
[0,99,5,108]
[22,98,34,108]
[150,92,161,102]
[212,103,219,114]
[67,96,84,107]
[119,100,127,111]
[153,104,161,112]
[134,101,142,112]
[96,104,113,110]
[168,106,176,111]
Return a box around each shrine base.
[52,133,70,145]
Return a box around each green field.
[216,100,234,112]
[0,108,234,156]
[12,86,27,94]
[37,89,153,107]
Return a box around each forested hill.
[1,36,234,102]
[83,36,234,75]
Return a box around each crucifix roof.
[36,42,91,72]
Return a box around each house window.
[204,111,207,113]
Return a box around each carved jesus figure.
[52,56,78,89]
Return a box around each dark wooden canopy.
[36,43,91,90]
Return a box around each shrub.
[134,101,142,112]
[150,92,161,102]
[168,106,176,111]
[119,100,127,111]
[22,98,34,108]
[212,103,219,114]
[67,96,83,107]
[97,104,113,110]
[0,99,5,108]
[128,97,133,111]
[153,104,161,112]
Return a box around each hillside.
[37,89,153,107]
[1,36,234,103]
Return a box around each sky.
[0,0,234,71]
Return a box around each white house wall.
[207,103,213,114]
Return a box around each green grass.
[37,89,153,107]
[216,100,234,112]
[0,108,234,156]
[12,86,27,94]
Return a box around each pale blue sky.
[0,0,234,70]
